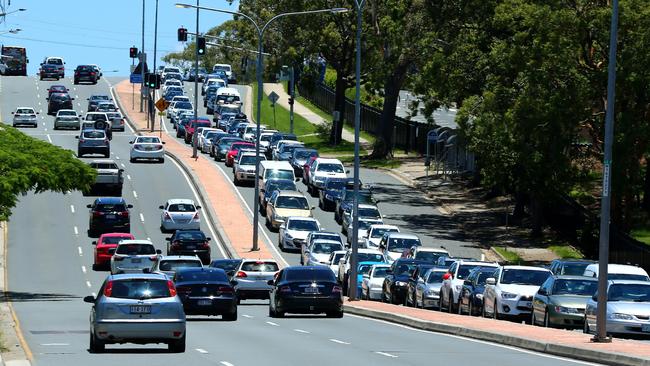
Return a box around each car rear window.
[47,58,63,65]
[285,269,335,282]
[168,203,196,212]
[175,231,205,240]
[559,262,591,276]
[241,261,279,272]
[91,95,110,101]
[100,236,132,245]
[176,269,228,282]
[210,260,241,272]
[16,108,34,114]
[427,271,445,283]
[90,162,118,169]
[95,203,126,212]
[358,253,385,262]
[137,137,161,144]
[159,260,202,271]
[287,219,319,231]
[414,251,445,263]
[276,196,309,210]
[115,244,156,255]
[312,242,343,254]
[107,279,170,299]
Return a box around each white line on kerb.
[195,348,208,354]
[133,191,138,199]
[329,339,350,345]
[46,134,52,143]
[86,281,92,288]
[139,213,145,222]
[265,321,279,327]
[70,205,75,213]
[78,246,83,256]
[81,266,87,274]
[73,226,79,236]
[41,343,70,346]
[375,351,398,358]
[220,362,234,366]
[293,329,310,334]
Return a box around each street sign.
[130,73,143,84]
[268,91,280,105]
[427,130,438,142]
[130,60,149,84]
[155,97,171,112]
[130,64,136,73]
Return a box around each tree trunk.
[643,159,650,212]
[372,68,407,158]
[329,72,347,145]
[530,194,544,237]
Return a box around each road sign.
[155,98,171,112]
[130,73,143,84]
[268,91,280,105]
[427,130,438,142]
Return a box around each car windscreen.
[58,110,76,116]
[371,228,398,238]
[318,163,345,173]
[276,196,309,210]
[294,150,318,160]
[387,238,420,251]
[357,220,376,230]
[175,102,192,109]
[393,262,419,276]
[325,180,346,190]
[221,106,240,114]
[457,265,495,280]
[359,207,380,218]
[311,242,343,254]
[167,203,196,212]
[500,269,550,286]
[241,261,279,272]
[312,233,342,243]
[552,279,598,296]
[115,244,156,255]
[427,271,446,283]
[100,236,131,245]
[217,95,240,103]
[107,279,170,299]
[608,273,650,281]
[136,137,161,144]
[285,269,335,282]
[267,180,297,193]
[205,132,221,140]
[90,162,118,169]
[176,269,228,282]
[415,251,445,263]
[373,267,390,278]
[287,220,319,231]
[267,170,294,181]
[260,134,273,142]
[95,203,125,212]
[91,95,110,101]
[239,156,258,165]
[175,231,205,241]
[476,270,496,285]
[608,283,650,302]
[192,121,211,128]
[344,190,373,202]
[358,253,385,263]
[358,264,374,275]
[281,144,302,154]
[159,260,202,271]
[559,262,591,276]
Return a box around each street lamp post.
[151,0,159,132]
[192,0,200,159]
[176,3,348,251]
[140,0,145,113]
[594,0,619,343]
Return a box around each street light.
[0,28,21,35]
[176,3,348,252]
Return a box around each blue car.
[355,261,387,295]
[318,177,351,211]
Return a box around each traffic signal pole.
[192,0,200,159]
[140,0,145,113]
[151,0,159,132]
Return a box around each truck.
[86,159,124,196]
[1,46,27,76]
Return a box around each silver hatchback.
[84,273,186,353]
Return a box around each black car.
[47,92,74,115]
[40,64,60,80]
[87,197,132,237]
[209,259,243,278]
[335,188,375,223]
[405,264,437,306]
[87,94,111,112]
[213,137,244,162]
[47,84,68,97]
[382,259,428,304]
[74,65,98,84]
[174,267,238,320]
[457,266,497,316]
[318,177,349,211]
[76,129,110,157]
[166,229,212,264]
[268,266,343,318]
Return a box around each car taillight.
[93,211,104,217]
[152,144,162,150]
[170,240,181,250]
[164,212,172,220]
[103,281,113,296]
[167,280,177,297]
[235,271,247,278]
[279,286,291,293]
[332,285,343,294]
[90,72,96,75]
[134,144,143,150]
[149,255,158,261]
[117,211,129,217]
[217,286,233,294]
[176,286,191,296]
[200,241,210,249]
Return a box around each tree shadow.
[1,291,80,302]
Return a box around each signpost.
[155,97,171,112]
[268,91,280,127]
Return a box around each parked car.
[382,259,428,305]
[278,217,321,252]
[412,267,447,309]
[548,259,596,276]
[152,255,203,278]
[174,267,238,320]
[259,179,297,212]
[84,272,186,353]
[165,229,212,264]
[87,197,133,237]
[482,265,552,320]
[404,247,450,264]
[77,129,110,158]
[584,280,650,337]
[11,107,38,127]
[129,135,165,163]
[364,224,400,249]
[53,109,80,130]
[405,263,438,306]
[439,260,499,313]
[532,275,598,328]
[307,158,348,195]
[110,240,161,274]
[378,232,422,262]
[582,263,650,281]
[457,266,498,316]
[233,259,279,301]
[159,199,201,232]
[361,264,391,301]
[269,266,343,318]
[265,191,313,231]
[303,239,344,267]
[92,233,135,271]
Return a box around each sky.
[0,0,239,76]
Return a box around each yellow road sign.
[155,98,171,112]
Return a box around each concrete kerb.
[109,85,238,260]
[343,304,650,366]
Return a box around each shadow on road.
[1,291,79,302]
[88,347,171,354]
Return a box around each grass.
[631,228,650,246]
[493,246,523,263]
[548,245,584,259]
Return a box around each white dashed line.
[86,281,92,288]
[41,343,70,346]
[91,292,97,297]
[329,339,350,345]
[77,103,81,106]
[46,134,52,143]
[293,329,310,334]
[242,314,253,319]
[81,265,87,274]
[43,128,48,132]
[139,213,145,223]
[133,191,138,199]
[375,351,398,358]
[265,321,279,327]
[220,362,234,366]
[37,94,40,98]
[38,102,41,106]
[120,163,125,168]
[73,226,79,235]
[70,205,75,213]
[126,174,131,180]
[195,348,208,354]
[146,237,151,241]
[78,246,83,256]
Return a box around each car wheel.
[327,311,343,318]
[543,310,550,328]
[457,298,464,315]
[268,305,275,317]
[168,334,186,353]
[159,158,165,164]
[583,317,590,334]
[278,237,285,252]
[77,149,84,157]
[223,308,237,321]
[493,301,499,320]
[448,297,454,313]
[130,157,136,163]
[482,301,488,318]
[469,300,474,316]
[89,331,104,353]
[233,176,239,186]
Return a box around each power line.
[1,35,175,53]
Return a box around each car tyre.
[223,308,237,321]
[583,318,590,334]
[89,331,105,353]
[168,334,186,353]
[493,301,499,320]
[469,300,475,316]
[543,310,550,328]
[457,299,464,315]
[482,301,488,318]
[327,311,344,318]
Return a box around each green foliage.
[0,126,96,220]
[493,246,523,263]
[631,228,650,246]
[548,245,584,259]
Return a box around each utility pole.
[140,0,145,113]
[289,66,294,134]
[191,0,200,158]
[151,0,159,132]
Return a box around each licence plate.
[186,245,196,250]
[106,214,116,219]
[304,287,319,294]
[642,324,650,332]
[130,305,151,314]
[131,258,141,263]
[197,299,212,306]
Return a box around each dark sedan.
[87,94,111,112]
[40,64,60,80]
[166,230,212,264]
[382,259,428,304]
[458,266,497,316]
[174,267,238,320]
[74,65,98,84]
[47,93,74,115]
[87,197,133,237]
[269,266,343,318]
[213,137,244,162]
[209,259,242,278]
[318,177,349,211]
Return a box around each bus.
[1,46,27,76]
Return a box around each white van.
[216,87,241,105]
[259,161,296,188]
[583,263,650,281]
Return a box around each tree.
[0,126,95,220]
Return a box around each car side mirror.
[159,205,165,209]
[71,98,75,101]
[538,288,547,296]
[311,206,316,210]
[165,237,172,241]
[162,141,166,144]
[10,112,14,114]
[227,270,235,277]
[91,241,97,245]
[196,205,202,209]
[207,237,212,241]
[279,224,285,230]
[36,112,40,115]
[346,170,350,174]
[486,278,496,286]
[592,295,598,301]
[86,204,92,208]
[156,249,162,255]
[127,204,133,208]
[129,141,134,144]
[83,295,95,303]
[267,280,274,286]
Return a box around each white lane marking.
[375,351,398,358]
[139,213,145,223]
[344,314,600,365]
[220,362,234,366]
[168,157,227,258]
[41,343,70,346]
[43,127,48,132]
[265,321,279,327]
[133,191,138,199]
[115,156,120,160]
[73,226,79,236]
[78,246,83,256]
[329,339,350,345]
[242,314,253,319]
[46,134,52,143]
[91,292,97,297]
[126,174,131,180]
[195,348,208,354]
[73,87,77,91]
[81,265,87,274]
[75,95,79,99]
[38,101,42,106]
[37,94,40,98]
[146,237,151,241]
[70,205,75,213]
[293,329,310,334]
[120,163,125,168]
[86,281,92,288]
[77,102,81,106]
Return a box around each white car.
[582,263,650,281]
[202,77,226,95]
[213,63,233,81]
[233,152,265,185]
[233,259,279,301]
[242,124,267,142]
[162,79,183,94]
[129,135,165,163]
[202,130,227,154]
[584,280,650,337]
[342,204,382,236]
[171,95,191,103]
[328,250,347,275]
[346,217,384,246]
[303,239,344,266]
[364,224,400,249]
[259,131,277,150]
[378,232,422,262]
[272,140,302,161]
[439,260,499,313]
[278,217,321,252]
[197,127,218,151]
[160,199,201,232]
[12,107,38,127]
[168,101,193,123]
[54,109,81,130]
[308,158,348,194]
[110,240,161,274]
[361,264,391,300]
[152,255,203,278]
[482,265,552,319]
[407,247,450,263]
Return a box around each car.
[338,248,387,293]
[92,233,135,271]
[129,135,165,163]
[74,64,98,84]
[303,239,344,267]
[412,267,447,309]
[87,159,123,196]
[225,141,255,167]
[201,130,227,155]
[364,224,400,249]
[457,266,498,315]
[335,188,375,224]
[404,247,450,264]
[582,263,650,281]
[202,77,226,96]
[318,177,349,211]
[184,118,212,144]
[53,109,80,130]
[269,266,343,318]
[259,179,297,212]
[307,158,348,196]
[213,103,240,123]
[345,217,384,246]
[165,229,212,264]
[11,107,38,127]
[87,197,133,237]
[355,261,388,296]
[89,64,102,79]
[176,119,192,138]
[168,101,193,124]
[39,63,60,80]
[185,67,207,82]
[378,232,422,262]
[548,259,596,276]
[290,148,319,177]
[104,111,125,132]
[212,136,244,161]
[584,280,650,337]
[47,92,74,115]
[233,152,265,185]
[84,272,186,353]
[174,267,238,320]
[405,263,438,306]
[278,217,321,252]
[439,260,499,313]
[233,259,279,301]
[196,127,218,151]
[96,101,118,113]
[110,240,161,274]
[381,259,428,304]
[87,94,111,112]
[271,140,301,161]
[267,132,297,158]
[360,264,391,301]
[165,88,185,102]
[162,79,183,94]
[328,250,347,276]
[302,156,319,185]
[209,259,242,278]
[159,199,201,232]
[152,255,203,278]
[77,129,110,157]
[342,204,382,236]
[266,191,313,231]
[275,141,304,161]
[301,231,344,264]
[213,63,235,83]
[42,56,65,77]
[482,265,552,320]
[532,275,598,328]
[46,85,69,97]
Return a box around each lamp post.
[594,0,619,343]
[140,0,145,113]
[0,8,26,17]
[176,3,348,251]
[151,0,159,132]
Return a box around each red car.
[225,142,255,167]
[92,232,135,270]
[184,118,212,144]
[302,156,319,184]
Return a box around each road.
[2,75,594,365]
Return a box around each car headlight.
[395,281,407,287]
[610,313,634,320]
[475,293,483,299]
[325,194,333,200]
[554,306,581,314]
[501,292,517,299]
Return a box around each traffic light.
[197,36,206,56]
[129,46,138,58]
[154,74,161,89]
[145,72,156,88]
[177,27,187,42]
